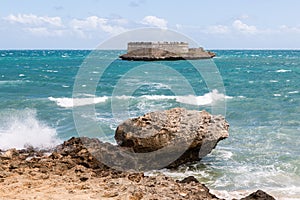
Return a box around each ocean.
[0,49,300,199]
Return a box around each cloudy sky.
[1,0,300,49]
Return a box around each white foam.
[288,91,299,94]
[115,95,133,100]
[276,69,292,73]
[0,80,23,85]
[176,90,232,106]
[45,70,58,73]
[142,95,176,100]
[143,90,231,106]
[49,96,108,108]
[0,109,61,150]
[50,90,231,108]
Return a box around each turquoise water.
[0,50,300,199]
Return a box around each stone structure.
[120,41,215,61]
[127,42,189,54]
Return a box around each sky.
[1,0,300,49]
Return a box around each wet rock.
[240,190,276,200]
[178,176,200,184]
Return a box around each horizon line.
[0,48,300,51]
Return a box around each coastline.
[0,137,275,200]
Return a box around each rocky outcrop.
[120,48,215,61]
[0,138,276,200]
[115,108,229,168]
[52,108,229,171]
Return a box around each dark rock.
[79,177,89,182]
[240,190,276,200]
[178,176,200,184]
[54,137,109,170]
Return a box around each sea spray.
[0,109,61,150]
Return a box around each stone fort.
[128,42,196,54]
[120,41,213,60]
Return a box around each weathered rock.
[0,148,19,159]
[0,138,276,200]
[178,176,200,184]
[115,107,229,168]
[240,190,276,200]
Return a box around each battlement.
[128,42,189,54]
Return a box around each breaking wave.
[0,109,61,150]
[49,90,231,108]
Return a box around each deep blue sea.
[0,50,300,199]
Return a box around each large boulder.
[115,107,229,168]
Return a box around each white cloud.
[232,20,258,34]
[112,18,128,26]
[141,16,168,29]
[3,14,129,39]
[4,14,63,27]
[279,25,300,33]
[70,16,127,38]
[205,25,230,34]
[24,27,66,37]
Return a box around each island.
[119,41,216,61]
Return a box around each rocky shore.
[119,49,216,61]
[0,108,276,199]
[0,138,275,200]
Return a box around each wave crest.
[49,90,231,108]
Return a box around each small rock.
[178,176,199,184]
[80,177,89,182]
[9,164,18,170]
[240,190,276,200]
[1,149,19,159]
[102,191,119,198]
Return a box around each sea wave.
[48,90,233,108]
[276,69,292,73]
[0,80,25,85]
[48,96,109,108]
[0,109,61,150]
[49,90,231,108]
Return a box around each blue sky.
[1,0,300,49]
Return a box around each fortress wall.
[188,47,205,54]
[128,42,189,54]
